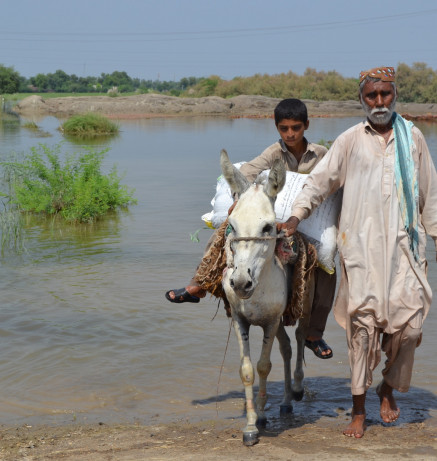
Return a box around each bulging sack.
[202,163,341,274]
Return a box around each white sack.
[202,163,342,273]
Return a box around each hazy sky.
[2,0,437,81]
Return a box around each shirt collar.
[363,118,394,134]
[279,137,316,155]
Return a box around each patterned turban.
[359,67,395,83]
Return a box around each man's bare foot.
[376,381,400,423]
[343,413,366,438]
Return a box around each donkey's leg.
[233,317,258,446]
[292,276,315,401]
[276,320,293,415]
[255,320,280,427]
[292,319,308,401]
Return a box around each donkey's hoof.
[292,389,304,401]
[279,404,293,416]
[256,416,267,428]
[243,431,259,446]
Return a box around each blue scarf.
[392,112,419,262]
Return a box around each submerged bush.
[22,121,39,130]
[60,113,119,137]
[3,143,136,223]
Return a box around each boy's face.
[276,118,309,150]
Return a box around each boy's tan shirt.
[240,138,328,183]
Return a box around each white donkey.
[220,149,314,446]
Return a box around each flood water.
[0,107,436,429]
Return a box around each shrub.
[22,121,39,130]
[60,113,119,137]
[3,143,136,223]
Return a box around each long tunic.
[291,119,437,334]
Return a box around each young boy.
[166,98,336,358]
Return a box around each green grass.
[2,143,136,223]
[21,121,52,137]
[317,139,333,149]
[22,121,39,130]
[60,113,119,137]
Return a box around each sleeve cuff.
[291,207,308,222]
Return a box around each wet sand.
[1,415,436,460]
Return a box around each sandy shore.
[13,93,437,120]
[1,415,436,460]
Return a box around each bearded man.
[278,67,437,438]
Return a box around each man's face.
[276,118,309,150]
[360,80,397,126]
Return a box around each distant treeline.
[16,70,203,95]
[1,62,437,103]
[188,63,437,103]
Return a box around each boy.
[166,98,336,359]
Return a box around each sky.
[2,0,437,82]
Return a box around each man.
[278,67,437,438]
[166,98,336,359]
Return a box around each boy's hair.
[274,98,308,125]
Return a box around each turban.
[359,67,395,83]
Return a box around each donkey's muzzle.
[230,274,254,299]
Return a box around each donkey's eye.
[262,224,273,235]
[225,223,234,237]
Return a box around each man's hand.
[277,216,300,237]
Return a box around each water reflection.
[0,111,20,136]
[20,211,125,263]
[62,133,118,146]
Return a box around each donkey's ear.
[264,159,286,198]
[220,149,250,196]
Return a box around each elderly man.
[278,67,437,438]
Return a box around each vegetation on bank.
[185,63,437,103]
[2,143,136,223]
[60,113,119,137]
[1,62,437,103]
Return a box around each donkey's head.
[220,149,286,299]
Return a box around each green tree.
[397,62,437,103]
[47,69,70,92]
[0,64,20,94]
[101,71,134,92]
[31,73,49,91]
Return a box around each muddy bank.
[1,416,436,460]
[12,94,437,120]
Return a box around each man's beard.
[361,98,396,126]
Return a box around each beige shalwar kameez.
[291,119,437,395]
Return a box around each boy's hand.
[277,216,300,237]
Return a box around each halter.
[227,232,289,257]
[228,231,287,244]
[229,235,281,242]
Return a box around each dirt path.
[1,415,436,460]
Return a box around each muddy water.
[0,113,436,429]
